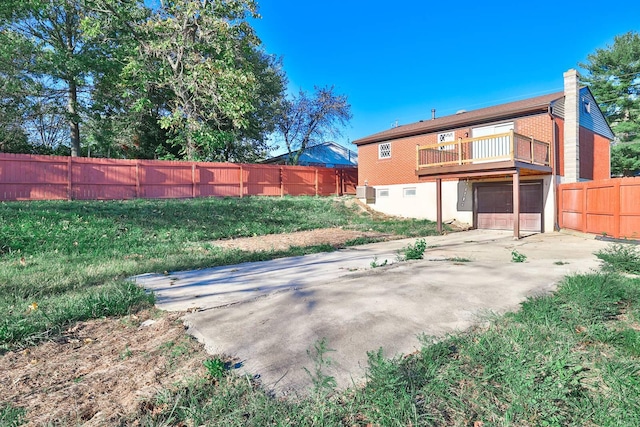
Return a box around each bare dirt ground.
[0,227,393,426]
[0,310,210,426]
[212,227,391,252]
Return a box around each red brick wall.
[593,132,611,180]
[580,127,611,180]
[552,117,610,180]
[357,126,473,186]
[514,114,554,143]
[357,112,554,186]
[579,128,594,180]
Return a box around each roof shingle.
[353,91,564,145]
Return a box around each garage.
[474,181,543,232]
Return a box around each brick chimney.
[563,69,580,183]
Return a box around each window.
[437,131,455,150]
[377,188,389,197]
[583,99,591,114]
[378,142,391,159]
[403,187,416,197]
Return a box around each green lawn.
[0,196,439,351]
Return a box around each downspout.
[548,105,559,231]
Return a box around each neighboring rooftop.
[353,91,565,145]
[263,141,358,167]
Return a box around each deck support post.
[513,170,520,239]
[436,178,443,234]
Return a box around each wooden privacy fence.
[0,153,357,201]
[558,177,640,240]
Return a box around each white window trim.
[403,187,417,197]
[377,188,389,197]
[378,142,391,159]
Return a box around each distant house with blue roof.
[263,141,358,168]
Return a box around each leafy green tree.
[220,50,286,162]
[2,0,90,155]
[277,86,352,165]
[2,0,285,161]
[580,31,640,142]
[611,141,640,176]
[80,0,171,159]
[0,0,141,156]
[0,26,34,152]
[128,0,285,162]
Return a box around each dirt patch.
[212,227,391,252]
[0,310,211,426]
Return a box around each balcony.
[416,131,551,177]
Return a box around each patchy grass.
[0,403,26,427]
[0,196,439,351]
[511,249,527,263]
[398,238,428,261]
[596,242,640,274]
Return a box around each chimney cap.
[563,68,580,78]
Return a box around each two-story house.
[353,69,614,238]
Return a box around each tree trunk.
[68,80,80,157]
[185,119,198,161]
[291,150,301,165]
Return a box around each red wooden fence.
[0,153,357,201]
[558,177,640,240]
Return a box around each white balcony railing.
[417,131,550,170]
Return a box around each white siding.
[360,176,556,234]
[363,181,473,224]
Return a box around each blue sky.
[251,1,640,150]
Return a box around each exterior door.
[475,181,543,232]
[471,122,514,163]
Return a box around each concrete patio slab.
[134,230,610,396]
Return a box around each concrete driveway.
[135,230,609,396]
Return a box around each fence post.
[557,184,563,230]
[280,167,284,197]
[239,164,244,198]
[336,169,340,196]
[67,156,72,200]
[191,163,196,198]
[614,180,621,239]
[343,170,347,195]
[315,168,318,196]
[135,160,140,199]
